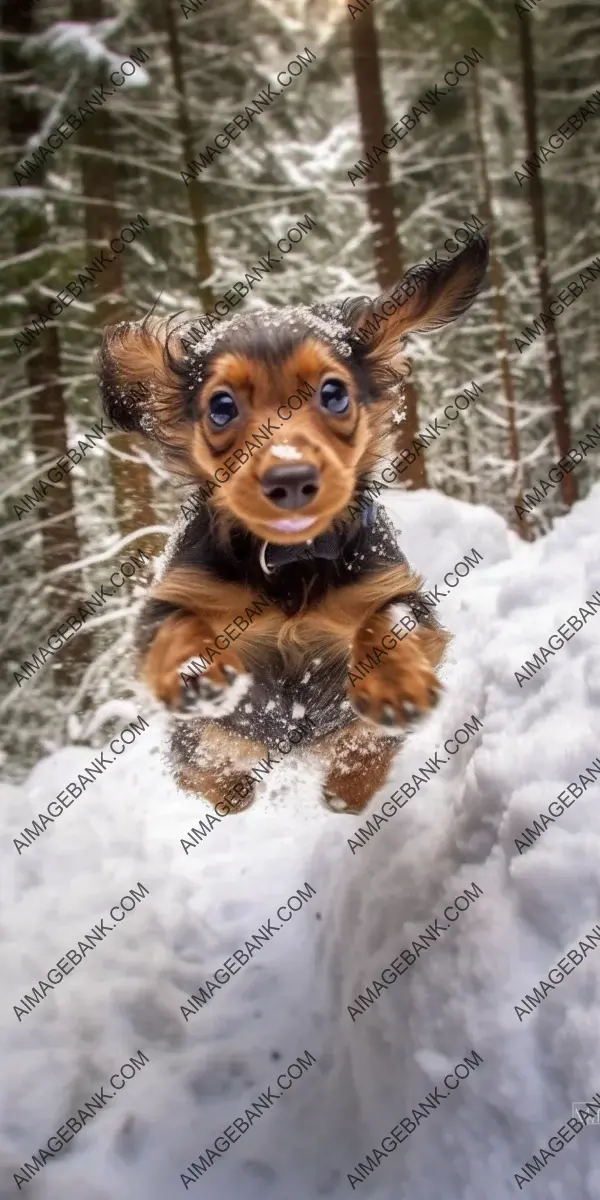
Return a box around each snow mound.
[2,484,600,1199]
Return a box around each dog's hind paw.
[175,653,252,720]
[321,789,350,813]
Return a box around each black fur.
[99,234,488,759]
[98,235,488,443]
[137,503,441,752]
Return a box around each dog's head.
[98,236,488,544]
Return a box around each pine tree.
[2,0,86,698]
[348,3,426,489]
[517,10,576,507]
[163,0,215,310]
[471,68,531,537]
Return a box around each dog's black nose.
[260,464,319,510]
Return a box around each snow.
[181,303,354,364]
[20,24,151,157]
[174,670,253,722]
[3,483,600,1198]
[269,444,304,461]
[29,22,151,86]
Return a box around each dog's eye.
[208,392,238,427]
[320,378,349,414]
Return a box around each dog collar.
[259,504,374,576]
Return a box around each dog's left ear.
[346,235,489,364]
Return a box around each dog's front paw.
[176,652,251,719]
[347,639,441,735]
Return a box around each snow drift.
[2,483,600,1199]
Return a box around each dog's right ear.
[98,316,187,439]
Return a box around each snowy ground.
[2,484,600,1199]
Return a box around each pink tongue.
[269,517,316,533]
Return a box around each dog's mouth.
[250,504,350,545]
[247,455,355,543]
[266,516,318,534]
[204,440,363,544]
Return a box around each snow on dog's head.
[97,237,488,545]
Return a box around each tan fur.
[103,326,396,540]
[190,341,376,543]
[145,564,441,671]
[102,317,189,457]
[141,612,232,706]
[142,565,450,741]
[350,620,446,726]
[100,242,490,812]
[350,247,488,369]
[316,725,399,813]
[176,724,268,812]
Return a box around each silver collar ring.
[259,540,275,576]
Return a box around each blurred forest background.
[1,0,599,779]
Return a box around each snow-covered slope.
[2,484,600,1200]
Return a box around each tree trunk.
[459,418,477,506]
[471,70,532,538]
[163,0,215,312]
[3,0,85,686]
[518,14,576,507]
[70,0,161,554]
[349,5,426,489]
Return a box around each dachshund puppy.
[98,236,488,814]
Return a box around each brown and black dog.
[98,236,488,815]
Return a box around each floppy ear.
[97,315,188,441]
[346,235,489,366]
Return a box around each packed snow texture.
[2,484,600,1199]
